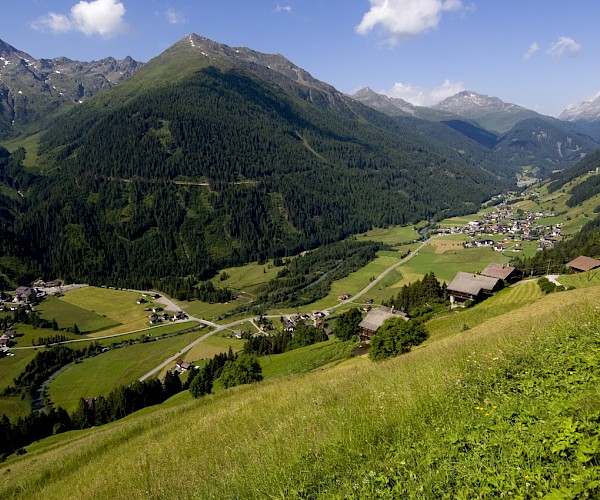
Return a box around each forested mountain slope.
[5,35,508,288]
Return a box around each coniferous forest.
[0,57,511,289]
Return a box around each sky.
[3,0,600,116]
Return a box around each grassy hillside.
[2,284,599,498]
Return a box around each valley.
[1,30,600,498]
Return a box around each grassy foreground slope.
[1,286,600,498]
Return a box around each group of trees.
[188,348,263,398]
[158,279,235,303]
[243,322,329,357]
[70,373,183,429]
[385,272,448,316]
[254,240,380,308]
[369,318,429,361]
[334,308,363,341]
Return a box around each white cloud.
[31,0,129,38]
[356,0,465,44]
[523,41,540,61]
[165,8,186,25]
[547,36,581,61]
[385,79,465,106]
[275,4,293,14]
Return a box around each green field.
[354,224,420,246]
[35,295,119,333]
[0,349,38,392]
[0,395,30,421]
[175,298,246,322]
[59,287,161,336]
[183,334,246,363]
[48,329,204,412]
[259,338,355,380]
[210,260,282,292]
[4,324,81,348]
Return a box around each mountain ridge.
[0,37,143,138]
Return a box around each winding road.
[137,238,432,381]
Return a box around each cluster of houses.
[283,310,330,333]
[0,328,16,355]
[438,204,562,253]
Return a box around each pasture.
[354,224,420,246]
[59,287,160,336]
[183,334,246,364]
[48,329,203,413]
[35,296,119,333]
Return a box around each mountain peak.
[433,91,541,133]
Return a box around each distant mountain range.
[0,39,142,138]
[352,88,599,175]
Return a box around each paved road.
[330,239,430,311]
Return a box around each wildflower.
[484,412,490,417]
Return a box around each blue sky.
[4,0,600,116]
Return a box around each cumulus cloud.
[385,79,465,106]
[275,4,293,13]
[31,0,129,38]
[547,36,581,61]
[523,41,540,61]
[356,0,465,44]
[165,8,186,25]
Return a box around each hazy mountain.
[353,88,599,176]
[0,38,142,138]
[5,34,506,287]
[351,87,462,122]
[559,94,600,140]
[432,91,544,134]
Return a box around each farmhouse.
[566,255,600,273]
[447,272,503,306]
[358,306,408,342]
[480,263,522,284]
[14,286,37,304]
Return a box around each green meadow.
[59,286,162,335]
[3,284,599,498]
[47,329,204,413]
[354,224,420,246]
[35,295,119,333]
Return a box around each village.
[436,195,563,253]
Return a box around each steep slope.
[10,34,505,287]
[496,117,593,173]
[0,38,142,139]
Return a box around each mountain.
[432,91,543,133]
[559,94,600,140]
[352,87,463,122]
[2,34,507,288]
[354,88,598,176]
[0,38,142,138]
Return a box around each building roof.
[481,263,517,281]
[566,255,600,272]
[358,306,408,333]
[447,272,500,296]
